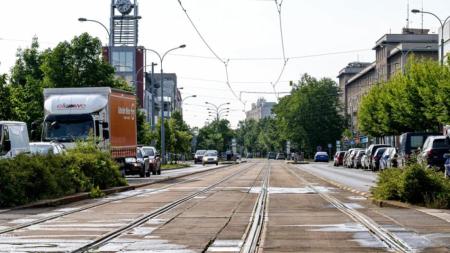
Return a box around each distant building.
[144,73,182,126]
[245,98,276,121]
[338,28,439,134]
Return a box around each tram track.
[69,162,258,253]
[0,163,245,236]
[239,161,270,253]
[286,164,413,253]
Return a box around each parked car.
[354,150,365,169]
[267,152,277,159]
[194,150,207,164]
[349,149,364,168]
[333,151,346,166]
[30,142,65,155]
[124,147,150,177]
[140,146,161,175]
[276,153,285,160]
[371,147,388,171]
[398,132,439,167]
[246,153,253,158]
[361,154,370,170]
[314,151,329,162]
[366,144,391,171]
[379,147,398,170]
[417,136,450,171]
[343,149,355,167]
[203,150,219,165]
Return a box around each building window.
[112,50,133,72]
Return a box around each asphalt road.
[297,161,378,193]
[0,160,449,252]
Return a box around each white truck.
[0,121,30,158]
[42,87,138,162]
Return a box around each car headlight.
[125,157,137,163]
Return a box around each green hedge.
[372,164,450,208]
[0,142,126,207]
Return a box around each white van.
[0,121,30,158]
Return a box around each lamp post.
[181,95,197,117]
[205,102,230,121]
[78,18,111,63]
[145,45,186,164]
[412,9,450,66]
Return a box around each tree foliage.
[196,119,234,152]
[273,74,345,156]
[358,57,450,136]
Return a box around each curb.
[5,164,232,211]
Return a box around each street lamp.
[205,102,230,121]
[145,44,186,164]
[78,17,111,62]
[412,9,450,65]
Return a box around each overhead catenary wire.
[176,0,244,105]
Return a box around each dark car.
[276,153,285,160]
[333,151,345,166]
[123,147,150,177]
[314,152,329,162]
[194,150,206,164]
[418,136,450,170]
[267,152,277,159]
[366,144,391,171]
[371,147,388,171]
[398,132,439,167]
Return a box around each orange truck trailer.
[42,87,137,162]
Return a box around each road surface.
[0,160,449,252]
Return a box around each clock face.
[116,0,132,15]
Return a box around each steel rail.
[0,163,242,235]
[71,162,257,253]
[287,164,413,253]
[240,161,271,253]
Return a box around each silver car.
[202,150,219,166]
[30,142,66,155]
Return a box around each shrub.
[372,164,450,208]
[0,141,126,207]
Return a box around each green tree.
[41,33,129,91]
[0,74,13,120]
[358,57,450,136]
[274,74,345,157]
[197,119,234,152]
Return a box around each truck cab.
[0,121,30,158]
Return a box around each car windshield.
[205,151,218,156]
[316,152,327,156]
[30,145,53,155]
[196,150,206,155]
[142,148,155,156]
[43,114,94,142]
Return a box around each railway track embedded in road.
[0,163,243,236]
[240,161,271,253]
[286,164,413,253]
[70,162,258,253]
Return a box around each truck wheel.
[139,168,145,178]
[157,168,161,175]
[152,167,157,175]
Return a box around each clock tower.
[105,0,144,107]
